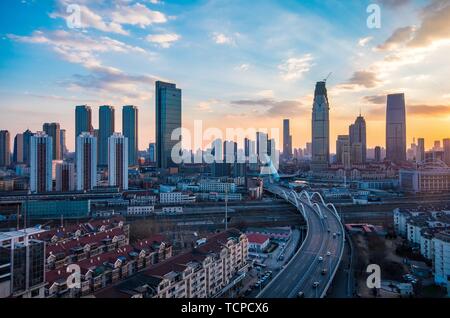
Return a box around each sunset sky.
[1,0,450,152]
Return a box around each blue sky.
[1,0,449,151]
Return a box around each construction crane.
[323,72,332,83]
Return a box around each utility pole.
[225,187,228,231]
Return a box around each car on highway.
[297,291,305,298]
[327,228,331,233]
[318,256,324,262]
[333,233,337,238]
[312,281,320,288]
[321,269,327,275]
[326,251,331,256]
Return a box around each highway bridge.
[257,184,345,298]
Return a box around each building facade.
[55,162,75,192]
[0,130,11,168]
[76,132,97,191]
[75,105,93,150]
[98,105,115,167]
[156,81,182,169]
[30,132,53,193]
[386,93,406,164]
[108,133,128,190]
[123,105,139,166]
[43,123,61,160]
[311,81,330,171]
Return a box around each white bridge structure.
[257,184,345,298]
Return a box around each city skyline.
[1,0,450,152]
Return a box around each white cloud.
[146,33,180,48]
[111,3,167,28]
[278,54,314,81]
[235,63,250,71]
[212,32,235,45]
[358,36,373,47]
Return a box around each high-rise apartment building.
[23,129,33,166]
[386,93,406,164]
[443,138,450,166]
[0,130,11,168]
[123,105,139,166]
[336,135,350,168]
[75,105,93,147]
[417,138,425,163]
[374,146,382,162]
[108,133,128,190]
[55,162,75,192]
[155,81,182,169]
[76,132,97,191]
[311,81,330,171]
[60,129,67,159]
[98,105,115,167]
[148,143,156,163]
[43,123,61,160]
[30,132,53,193]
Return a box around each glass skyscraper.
[99,105,115,167]
[75,105,92,147]
[43,122,61,160]
[122,105,139,166]
[386,93,406,164]
[311,81,330,171]
[155,81,182,169]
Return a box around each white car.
[318,256,324,262]
[312,281,320,288]
[326,251,331,256]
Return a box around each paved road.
[258,185,345,298]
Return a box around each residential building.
[283,119,292,159]
[0,130,11,168]
[55,162,75,192]
[433,231,450,291]
[30,132,53,193]
[108,133,128,190]
[76,132,97,191]
[98,105,115,167]
[43,123,61,160]
[123,106,139,166]
[13,133,24,164]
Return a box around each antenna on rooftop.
[323,72,333,83]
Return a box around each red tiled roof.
[247,233,269,245]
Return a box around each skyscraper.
[123,105,139,166]
[23,129,33,166]
[0,130,11,168]
[99,105,115,167]
[336,135,350,168]
[75,105,92,146]
[30,132,53,193]
[108,133,128,190]
[13,133,24,164]
[386,93,406,164]
[311,81,330,171]
[43,122,61,160]
[60,129,67,159]
[349,115,367,164]
[283,119,293,159]
[417,138,425,163]
[374,146,382,162]
[256,132,268,161]
[149,143,156,163]
[76,132,97,191]
[443,138,450,166]
[155,81,182,169]
[55,162,75,192]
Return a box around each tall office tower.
[43,123,61,160]
[0,130,11,168]
[55,162,75,192]
[155,81,182,169]
[13,133,24,164]
[98,105,115,167]
[267,138,276,157]
[60,129,67,159]
[256,132,268,160]
[108,133,128,190]
[386,93,406,164]
[76,132,97,191]
[23,129,33,166]
[443,138,450,166]
[244,138,250,157]
[224,141,238,163]
[123,105,139,166]
[311,81,330,171]
[30,132,53,193]
[75,105,93,147]
[336,135,350,167]
[374,146,382,162]
[349,115,367,164]
[148,143,156,163]
[283,119,293,159]
[417,138,425,163]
